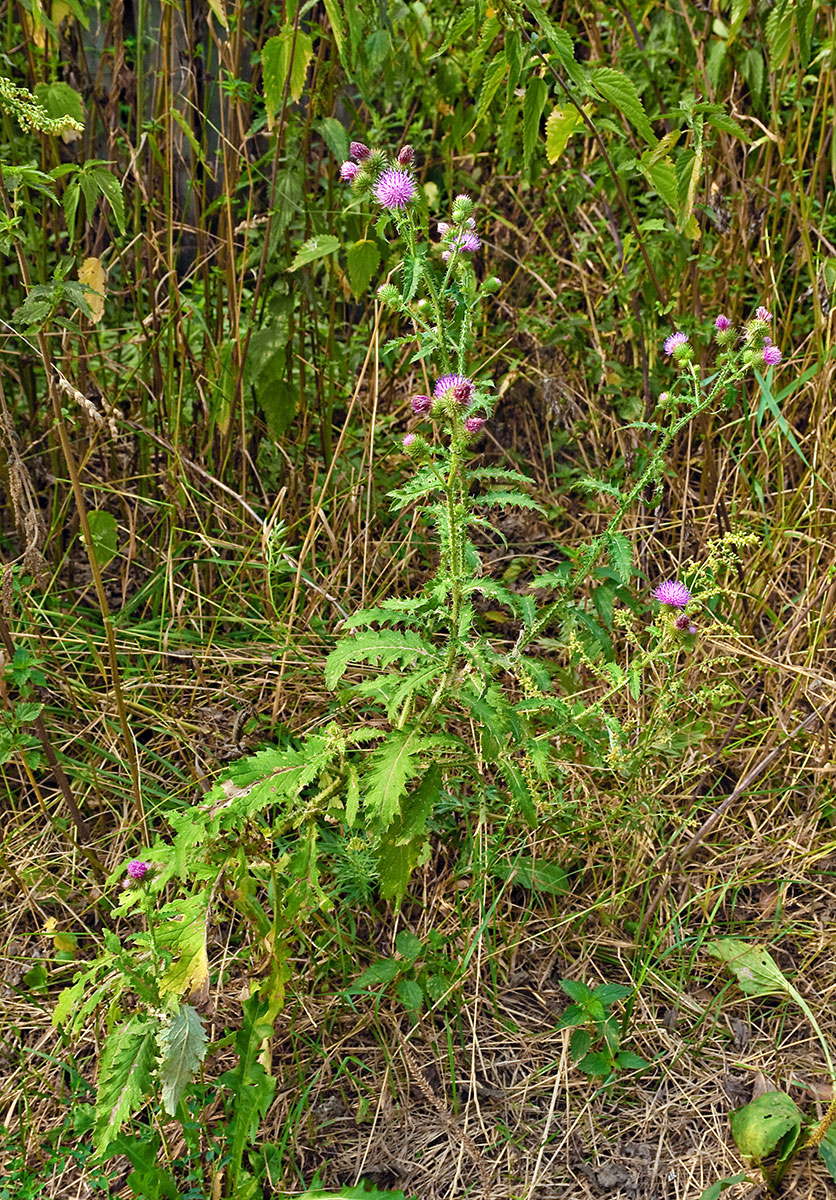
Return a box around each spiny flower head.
[674,613,698,633]
[397,144,415,166]
[374,168,416,209]
[402,432,416,448]
[434,373,474,402]
[349,141,370,161]
[411,394,431,415]
[763,343,782,366]
[340,161,359,182]
[715,314,731,331]
[756,305,772,322]
[127,859,150,881]
[652,580,692,608]
[664,331,689,357]
[464,416,485,434]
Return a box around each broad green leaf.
[476,56,507,121]
[569,1028,591,1061]
[545,104,581,163]
[395,978,423,1014]
[317,115,348,162]
[156,894,209,998]
[820,1125,836,1183]
[93,1014,158,1153]
[321,0,343,56]
[365,729,424,826]
[349,958,401,991]
[92,166,126,234]
[559,978,592,1003]
[262,27,313,123]
[705,938,790,997]
[158,1003,208,1115]
[346,239,380,299]
[578,1050,613,1077]
[217,995,276,1181]
[498,758,537,827]
[523,0,585,87]
[729,1091,803,1164]
[614,1051,649,1070]
[15,701,44,723]
[522,77,548,171]
[395,930,423,961]
[375,764,440,904]
[288,234,340,271]
[591,67,656,146]
[33,81,84,134]
[492,856,568,895]
[698,1174,750,1200]
[87,510,118,568]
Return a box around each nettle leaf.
[93,1014,158,1154]
[346,239,380,299]
[326,629,438,690]
[729,1091,803,1164]
[523,0,585,87]
[705,938,790,997]
[590,67,656,147]
[91,166,126,234]
[158,1003,208,1115]
[498,758,537,827]
[262,26,313,121]
[288,234,340,271]
[545,104,582,163]
[492,856,568,896]
[476,56,508,121]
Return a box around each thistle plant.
[56,138,787,1157]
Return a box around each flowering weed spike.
[374,168,416,209]
[652,580,692,608]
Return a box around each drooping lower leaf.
[158,1003,208,1115]
[93,1014,158,1154]
[729,1091,803,1164]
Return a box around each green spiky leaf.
[93,1014,158,1154]
[158,1003,208,1115]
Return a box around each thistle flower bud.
[451,193,474,222]
[397,144,415,166]
[755,305,772,322]
[714,314,731,332]
[127,859,151,881]
[340,161,360,182]
[402,432,416,448]
[464,416,485,434]
[763,343,782,366]
[482,276,501,294]
[350,141,371,161]
[377,283,401,307]
[411,394,432,415]
[437,222,451,236]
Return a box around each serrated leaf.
[325,629,437,690]
[705,938,790,997]
[479,489,546,513]
[396,978,423,1014]
[349,958,401,991]
[545,104,581,163]
[263,27,313,122]
[569,1028,591,1061]
[523,0,584,87]
[614,1051,648,1070]
[498,758,537,827]
[476,56,508,121]
[395,930,423,961]
[156,894,209,998]
[346,239,380,299]
[93,1014,158,1153]
[158,1003,208,1115]
[92,167,126,234]
[559,978,592,1002]
[375,764,440,904]
[217,995,276,1181]
[321,0,343,56]
[318,115,348,162]
[401,248,426,303]
[606,532,633,586]
[365,729,424,826]
[288,234,340,271]
[591,67,656,146]
[729,1091,803,1164]
[578,1050,613,1077]
[87,510,118,567]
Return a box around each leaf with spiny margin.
[429,7,474,60]
[464,578,524,615]
[364,729,425,827]
[469,466,534,486]
[606,532,633,586]
[478,489,546,513]
[401,248,426,302]
[375,764,440,904]
[158,1003,207,1114]
[93,1014,158,1154]
[156,894,209,998]
[326,630,438,690]
[388,464,444,511]
[345,595,434,630]
[578,475,621,499]
[498,758,537,827]
[590,67,656,147]
[384,664,444,722]
[469,15,501,77]
[217,994,276,1182]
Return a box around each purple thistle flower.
[127,860,150,881]
[437,222,451,236]
[455,193,471,203]
[755,305,772,322]
[373,168,416,209]
[652,580,692,608]
[441,251,452,263]
[340,161,359,182]
[464,416,485,434]
[763,344,782,366]
[664,331,689,356]
[397,144,415,166]
[673,613,693,631]
[411,394,431,415]
[350,141,371,161]
[715,314,731,331]
[402,433,416,448]
[434,373,474,400]
[448,231,480,253]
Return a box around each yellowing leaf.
[545,105,582,163]
[263,27,313,127]
[78,257,106,323]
